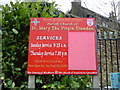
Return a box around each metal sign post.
[28,75,35,89]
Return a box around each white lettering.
[36,36,62,40]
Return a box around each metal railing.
[97,32,120,89]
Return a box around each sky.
[0,0,120,17]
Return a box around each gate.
[97,32,120,89]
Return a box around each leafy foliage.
[41,75,92,89]
[2,1,92,89]
[0,11,2,26]
[0,5,2,26]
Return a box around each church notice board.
[27,18,98,75]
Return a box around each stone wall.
[0,25,2,89]
[70,0,120,33]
